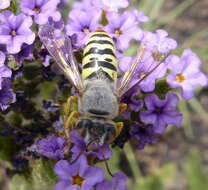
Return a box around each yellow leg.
[62,96,79,144]
[64,111,80,144]
[64,96,78,117]
[115,122,124,137]
[119,104,127,115]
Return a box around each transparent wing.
[117,47,145,98]
[38,24,84,92]
[118,51,170,98]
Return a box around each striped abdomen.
[82,30,117,81]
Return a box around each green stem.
[124,143,143,183]
[179,100,193,138]
[189,98,208,126]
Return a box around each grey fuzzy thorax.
[78,80,118,119]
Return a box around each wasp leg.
[119,103,127,115]
[115,122,124,137]
[62,96,79,144]
[64,111,80,144]
[64,96,78,117]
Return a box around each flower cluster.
[0,0,207,190]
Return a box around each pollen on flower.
[83,28,90,34]
[114,28,122,35]
[107,4,113,10]
[72,174,85,187]
[152,52,164,61]
[176,73,185,83]
[34,6,41,13]
[11,30,17,36]
[139,72,147,79]
[154,107,162,114]
[58,40,65,46]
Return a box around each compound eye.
[76,119,93,139]
[104,123,116,143]
[77,119,93,129]
[105,124,116,135]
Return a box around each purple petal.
[82,166,104,186]
[112,173,128,190]
[153,117,167,134]
[164,93,179,108]
[140,111,157,124]
[54,181,71,190]
[54,160,74,180]
[181,83,195,100]
[96,180,111,190]
[162,110,183,127]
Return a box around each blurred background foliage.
[1,0,208,190]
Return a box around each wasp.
[38,25,166,148]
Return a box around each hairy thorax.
[78,80,119,119]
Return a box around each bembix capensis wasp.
[38,25,168,148]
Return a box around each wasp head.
[76,118,116,149]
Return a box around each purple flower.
[0,79,16,111]
[20,0,61,24]
[0,51,5,66]
[0,0,10,10]
[72,0,95,12]
[142,29,177,54]
[70,130,85,160]
[140,93,183,134]
[54,156,104,190]
[0,11,35,54]
[96,172,128,190]
[37,135,66,160]
[121,90,143,119]
[66,9,101,47]
[130,8,148,24]
[130,122,157,149]
[70,130,112,161]
[105,11,143,50]
[166,49,208,100]
[95,144,112,160]
[42,55,51,67]
[119,51,167,92]
[14,43,34,62]
[92,0,129,12]
[60,0,68,4]
[48,16,64,30]
[0,64,12,89]
[53,118,64,132]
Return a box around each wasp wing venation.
[120,53,170,97]
[62,36,85,91]
[38,24,84,92]
[117,47,146,98]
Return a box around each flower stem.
[189,98,208,126]
[124,143,143,184]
